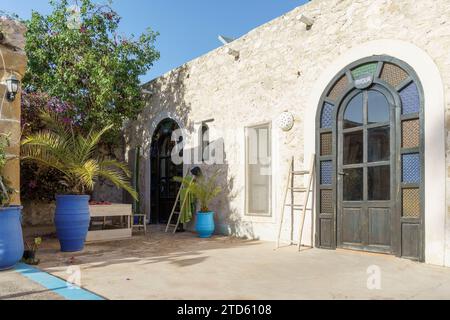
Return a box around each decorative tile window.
[402,119,420,149]
[402,188,420,218]
[400,82,420,115]
[320,189,333,214]
[402,153,420,184]
[320,161,332,185]
[320,133,332,156]
[380,63,409,88]
[328,75,349,102]
[321,103,334,129]
[351,62,378,79]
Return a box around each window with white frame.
[245,123,272,216]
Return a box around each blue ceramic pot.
[0,206,24,270]
[195,211,215,238]
[55,195,90,252]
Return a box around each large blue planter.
[195,211,215,238]
[55,195,90,252]
[0,206,24,271]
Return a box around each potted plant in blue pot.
[21,111,137,252]
[176,170,222,238]
[0,133,24,271]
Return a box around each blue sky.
[0,0,307,83]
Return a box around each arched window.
[315,56,424,261]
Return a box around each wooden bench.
[86,204,132,243]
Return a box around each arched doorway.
[315,56,425,261]
[150,119,183,224]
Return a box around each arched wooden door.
[316,56,425,261]
[150,119,183,224]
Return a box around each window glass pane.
[368,166,391,201]
[321,103,335,129]
[320,161,333,185]
[248,164,270,214]
[343,130,363,165]
[402,153,420,184]
[402,188,420,218]
[368,90,390,124]
[320,133,332,156]
[343,168,363,201]
[351,62,378,79]
[400,82,420,115]
[246,125,272,216]
[368,126,390,162]
[344,93,363,129]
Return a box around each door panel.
[369,208,391,246]
[338,87,395,254]
[341,208,363,244]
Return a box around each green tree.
[24,0,159,142]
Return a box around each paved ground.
[22,225,449,300]
[0,269,64,300]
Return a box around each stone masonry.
[0,17,27,206]
[126,0,450,266]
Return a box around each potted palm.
[21,112,137,252]
[0,133,24,270]
[175,171,222,238]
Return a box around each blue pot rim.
[56,195,91,200]
[197,211,214,215]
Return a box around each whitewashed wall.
[125,0,450,267]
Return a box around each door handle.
[338,172,347,176]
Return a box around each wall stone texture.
[124,0,450,265]
[0,17,26,206]
[21,201,55,227]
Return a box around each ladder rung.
[291,170,309,175]
[173,212,180,215]
[289,187,307,192]
[168,224,178,227]
[285,204,304,209]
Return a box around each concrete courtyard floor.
[0,269,64,300]
[14,226,450,300]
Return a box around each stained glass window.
[352,62,378,79]
[320,161,332,185]
[402,119,420,149]
[321,103,334,129]
[328,75,349,102]
[402,153,420,184]
[380,63,409,88]
[400,82,420,115]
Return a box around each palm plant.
[175,170,222,212]
[21,111,137,199]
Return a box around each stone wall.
[126,0,450,266]
[0,17,26,205]
[22,201,55,227]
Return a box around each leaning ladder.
[276,154,316,251]
[165,173,195,234]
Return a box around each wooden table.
[86,204,132,243]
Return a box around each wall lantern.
[278,111,295,132]
[5,74,20,102]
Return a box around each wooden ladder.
[276,154,316,251]
[165,173,195,234]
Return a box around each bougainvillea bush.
[20,0,159,201]
[24,0,160,143]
